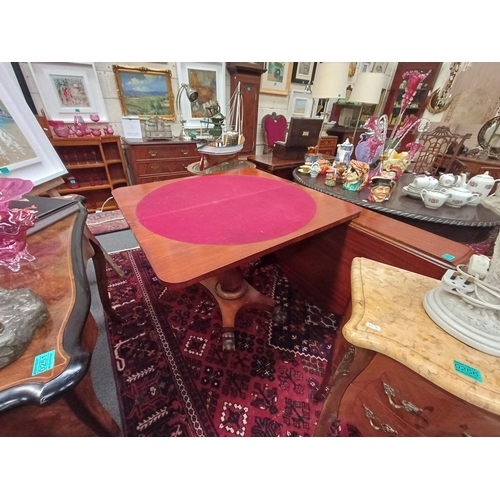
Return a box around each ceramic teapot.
[464,171,500,206]
[445,186,480,208]
[335,139,353,166]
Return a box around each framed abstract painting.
[177,62,226,129]
[260,63,292,96]
[0,63,67,186]
[112,65,176,120]
[28,62,108,123]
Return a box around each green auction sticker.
[442,253,455,261]
[454,360,483,382]
[32,350,56,376]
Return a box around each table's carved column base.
[201,267,276,351]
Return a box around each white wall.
[17,61,463,154]
[18,61,389,156]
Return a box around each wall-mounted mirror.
[426,88,452,114]
[478,116,500,158]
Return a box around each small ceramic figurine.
[368,176,396,202]
[342,160,370,192]
[325,172,336,187]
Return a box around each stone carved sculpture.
[0,287,48,369]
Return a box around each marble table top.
[344,258,500,416]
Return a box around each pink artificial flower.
[395,115,420,139]
[363,116,379,133]
[400,69,432,114]
[406,141,424,160]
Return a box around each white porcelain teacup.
[439,173,458,187]
[412,175,439,189]
[445,187,480,208]
[420,189,450,209]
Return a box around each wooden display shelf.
[50,135,129,212]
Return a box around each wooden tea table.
[113,168,360,350]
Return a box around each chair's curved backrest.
[262,112,287,153]
[411,126,472,176]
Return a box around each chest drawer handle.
[363,405,398,435]
[383,381,423,415]
[148,150,158,157]
[181,149,189,155]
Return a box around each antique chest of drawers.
[122,138,200,184]
[317,136,338,156]
[315,258,500,437]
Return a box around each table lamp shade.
[311,62,349,99]
[349,72,388,104]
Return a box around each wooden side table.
[248,153,335,181]
[0,207,121,436]
[315,257,500,436]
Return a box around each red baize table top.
[136,175,317,245]
[112,168,361,288]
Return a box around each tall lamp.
[347,72,388,142]
[311,62,349,119]
[175,83,199,140]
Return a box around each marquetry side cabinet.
[317,136,338,156]
[315,258,500,437]
[50,135,129,212]
[122,138,199,184]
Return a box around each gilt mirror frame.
[112,65,176,121]
[478,115,500,157]
[426,88,453,114]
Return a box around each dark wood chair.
[262,112,287,154]
[409,126,471,176]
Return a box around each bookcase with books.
[49,136,130,213]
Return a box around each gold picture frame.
[112,65,176,120]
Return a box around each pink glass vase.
[0,209,36,272]
[0,178,36,272]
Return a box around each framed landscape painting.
[177,62,225,129]
[113,65,176,120]
[28,62,108,123]
[287,90,313,119]
[260,63,292,96]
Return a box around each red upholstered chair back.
[262,112,287,153]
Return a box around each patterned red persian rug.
[86,209,130,236]
[104,248,361,437]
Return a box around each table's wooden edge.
[0,206,92,412]
[342,257,500,417]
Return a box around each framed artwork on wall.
[360,62,371,73]
[287,90,313,119]
[177,62,226,129]
[0,63,67,186]
[372,62,389,74]
[260,63,292,96]
[291,62,317,84]
[28,62,108,123]
[112,65,175,120]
